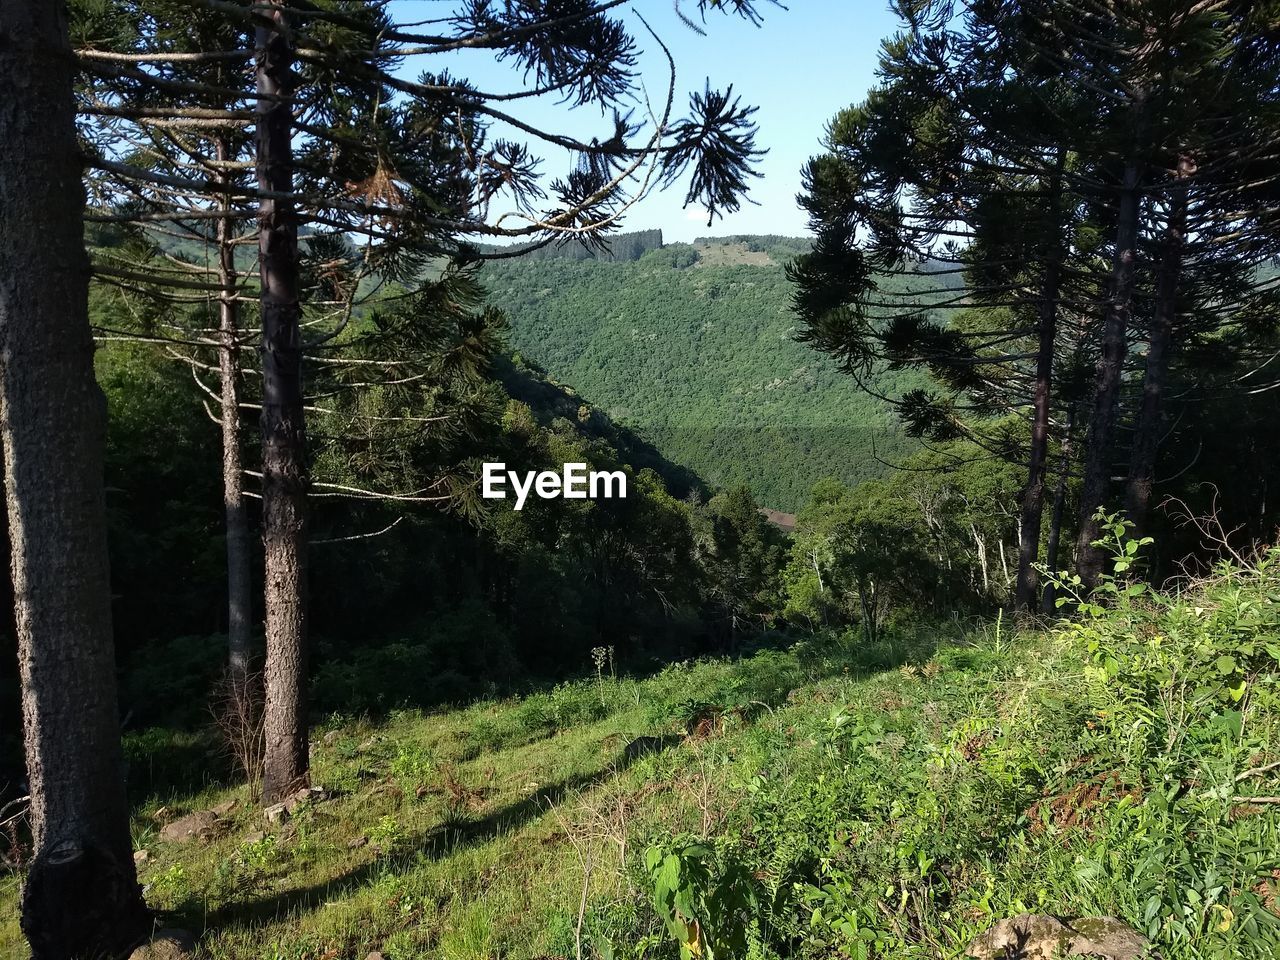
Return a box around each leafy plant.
[644,837,758,960]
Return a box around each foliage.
[479,236,933,509]
[644,838,758,960]
[637,537,1280,960]
[783,440,1025,631]
[7,542,1279,958]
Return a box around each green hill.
[478,234,929,510]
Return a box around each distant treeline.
[479,239,931,509]
[484,228,667,263]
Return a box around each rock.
[242,830,266,845]
[128,928,195,960]
[210,798,238,817]
[967,913,1070,959]
[1064,917,1151,958]
[133,849,149,864]
[159,811,220,844]
[323,730,342,746]
[264,803,289,825]
[283,785,326,815]
[966,914,1149,959]
[357,737,378,753]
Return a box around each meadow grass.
[3,565,1279,960]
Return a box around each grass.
[3,555,1280,960]
[0,629,933,958]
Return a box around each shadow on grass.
[169,625,949,939]
[195,736,680,934]
[145,624,957,947]
[132,624,945,806]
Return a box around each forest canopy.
[3,1,1280,958]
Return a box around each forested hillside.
[6,1,1280,958]
[479,236,935,509]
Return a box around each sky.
[393,1,903,243]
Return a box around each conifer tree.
[789,0,1101,609]
[0,1,150,954]
[792,0,1280,597]
[76,0,775,801]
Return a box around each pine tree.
[0,1,150,954]
[76,0,775,802]
[789,0,1102,610]
[792,0,1280,597]
[75,0,260,696]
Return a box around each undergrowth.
[1,527,1278,959]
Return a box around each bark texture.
[1075,157,1144,585]
[256,5,310,804]
[1014,161,1066,611]
[1125,157,1192,535]
[217,136,253,687]
[0,2,149,955]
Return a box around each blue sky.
[395,2,903,242]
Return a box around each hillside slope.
[8,552,1277,959]
[479,236,928,510]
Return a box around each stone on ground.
[966,913,1149,959]
[128,928,195,960]
[158,811,220,844]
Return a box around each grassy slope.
[2,632,940,958]
[5,570,1279,959]
[0,638,865,957]
[478,243,927,511]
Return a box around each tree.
[1057,0,1280,580]
[74,0,260,691]
[792,0,1280,596]
[694,486,785,643]
[0,1,149,955]
[788,2,1099,611]
[783,478,926,644]
[79,0,775,802]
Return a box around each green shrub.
[623,523,1280,959]
[312,602,517,713]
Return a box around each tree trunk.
[810,548,824,594]
[858,578,877,644]
[216,135,253,690]
[0,3,150,955]
[1075,156,1144,586]
[1014,160,1065,609]
[1125,156,1193,535]
[970,523,990,594]
[256,5,310,804]
[1041,410,1076,615]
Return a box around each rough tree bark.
[1075,155,1144,586]
[1014,157,1066,611]
[216,135,253,690]
[0,2,150,955]
[1125,156,1193,535]
[256,4,310,803]
[1014,259,1063,603]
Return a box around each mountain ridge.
[478,232,930,510]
